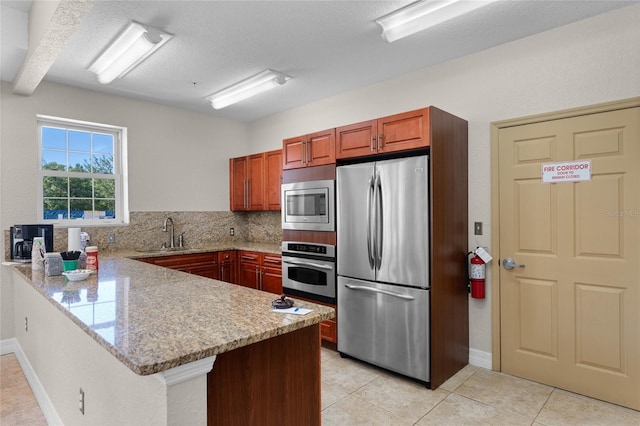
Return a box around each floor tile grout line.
[448,368,543,424]
[456,390,542,425]
[413,388,453,425]
[319,375,414,424]
[532,386,557,425]
[444,365,479,393]
[413,366,478,423]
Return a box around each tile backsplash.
[4,211,282,257]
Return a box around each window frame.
[37,115,129,226]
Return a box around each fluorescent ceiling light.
[207,69,290,110]
[376,0,497,43]
[88,21,172,84]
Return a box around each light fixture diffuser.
[207,69,290,110]
[376,0,497,43]
[88,21,173,84]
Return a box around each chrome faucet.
[162,217,175,249]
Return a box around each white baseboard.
[0,338,18,355]
[1,338,63,426]
[469,347,492,370]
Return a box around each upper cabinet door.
[264,149,282,211]
[282,135,306,170]
[378,108,430,154]
[336,120,377,160]
[248,153,265,210]
[306,128,336,167]
[282,129,335,170]
[230,156,249,211]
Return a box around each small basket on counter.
[44,253,64,276]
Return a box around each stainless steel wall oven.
[281,241,336,304]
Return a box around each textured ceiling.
[2,1,636,122]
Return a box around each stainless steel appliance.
[337,154,430,383]
[281,179,335,231]
[282,241,336,304]
[10,224,54,263]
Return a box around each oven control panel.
[282,241,335,258]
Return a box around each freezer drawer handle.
[282,259,333,271]
[344,284,415,300]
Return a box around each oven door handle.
[344,284,415,300]
[282,259,334,271]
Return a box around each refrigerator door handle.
[367,174,375,269]
[374,172,383,270]
[344,284,415,301]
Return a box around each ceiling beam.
[12,0,94,96]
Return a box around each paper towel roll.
[68,228,82,252]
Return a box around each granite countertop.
[11,255,334,376]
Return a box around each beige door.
[498,107,640,410]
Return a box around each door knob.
[503,258,525,269]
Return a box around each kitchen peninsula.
[7,255,334,425]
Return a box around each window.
[37,116,128,225]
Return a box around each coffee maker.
[10,225,54,263]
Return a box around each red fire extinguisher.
[469,254,486,299]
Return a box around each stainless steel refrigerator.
[337,154,430,383]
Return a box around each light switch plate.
[474,222,483,235]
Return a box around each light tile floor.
[2,350,639,425]
[320,348,640,425]
[0,354,47,426]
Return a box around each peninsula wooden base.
[207,324,321,426]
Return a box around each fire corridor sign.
[542,160,592,183]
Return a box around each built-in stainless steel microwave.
[282,179,335,231]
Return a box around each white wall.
[247,4,640,355]
[0,80,249,229]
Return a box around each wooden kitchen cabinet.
[247,154,266,209]
[335,119,377,159]
[230,153,264,211]
[238,251,260,288]
[237,251,282,295]
[336,107,430,159]
[230,156,251,211]
[230,150,282,211]
[264,149,282,211]
[261,254,283,295]
[139,251,238,283]
[140,252,219,279]
[282,128,335,170]
[218,250,237,284]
